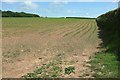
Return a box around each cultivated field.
[2,18,100,78]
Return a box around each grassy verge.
[89,50,119,78]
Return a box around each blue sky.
[1,2,118,18]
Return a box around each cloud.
[112,0,119,2]
[4,0,39,10]
[21,1,38,10]
[3,0,118,2]
[4,0,15,3]
[49,0,69,12]
[52,0,68,5]
[86,12,89,15]
[67,10,76,14]
[44,9,51,13]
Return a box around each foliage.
[94,7,120,78]
[2,10,40,17]
[65,66,75,75]
[90,51,119,78]
[23,73,37,78]
[66,17,95,19]
[96,8,120,53]
[22,61,63,78]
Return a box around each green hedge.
[96,8,120,54]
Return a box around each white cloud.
[86,12,89,15]
[4,0,39,10]
[3,0,119,2]
[67,10,72,13]
[4,0,15,3]
[112,0,119,2]
[67,10,76,14]
[52,0,68,5]
[44,9,51,13]
[21,1,38,10]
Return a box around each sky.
[1,0,119,18]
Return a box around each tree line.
[65,17,95,19]
[1,10,40,17]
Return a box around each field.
[2,18,101,78]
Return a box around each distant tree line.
[65,17,95,19]
[1,10,40,17]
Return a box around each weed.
[82,73,90,77]
[65,66,75,75]
[34,67,44,74]
[22,73,37,78]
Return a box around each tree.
[2,10,40,17]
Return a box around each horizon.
[1,2,118,18]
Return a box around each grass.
[89,50,119,78]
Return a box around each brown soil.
[2,19,101,78]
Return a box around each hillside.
[1,10,40,17]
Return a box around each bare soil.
[2,19,101,78]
